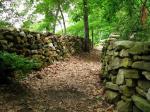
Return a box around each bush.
[0,51,42,83]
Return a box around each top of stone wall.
[107,40,150,55]
[0,28,82,39]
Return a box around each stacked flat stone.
[0,28,83,66]
[101,39,150,112]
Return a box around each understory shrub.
[0,51,42,83]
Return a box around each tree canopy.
[0,0,150,43]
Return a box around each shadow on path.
[0,49,111,112]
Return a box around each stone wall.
[101,39,150,112]
[0,28,84,65]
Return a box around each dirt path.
[0,49,112,112]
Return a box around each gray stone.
[5,35,14,40]
[126,79,136,87]
[132,61,150,72]
[114,41,135,50]
[110,58,132,70]
[120,49,129,57]
[119,85,135,97]
[146,88,150,101]
[134,56,150,61]
[0,40,8,44]
[128,42,150,55]
[110,57,121,70]
[20,31,26,37]
[105,90,120,103]
[138,80,150,92]
[31,50,38,54]
[117,100,133,112]
[121,58,132,68]
[141,56,150,61]
[118,69,139,79]
[105,82,119,91]
[142,71,150,80]
[136,87,146,97]
[132,95,150,112]
[116,71,125,85]
[106,50,114,56]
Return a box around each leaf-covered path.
[0,49,112,112]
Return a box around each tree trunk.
[83,0,90,52]
[59,5,66,34]
[140,0,148,28]
[53,8,59,34]
[58,19,64,34]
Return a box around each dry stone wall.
[101,39,150,112]
[0,28,84,65]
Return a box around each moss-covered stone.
[132,95,150,112]
[105,90,120,103]
[134,56,150,61]
[133,106,142,112]
[119,85,135,97]
[110,58,132,70]
[117,100,133,112]
[138,80,150,92]
[128,42,145,55]
[105,82,119,91]
[136,87,146,97]
[111,75,117,84]
[116,71,125,85]
[113,41,135,50]
[126,79,136,87]
[120,49,129,57]
[132,61,150,72]
[146,89,150,102]
[121,96,132,102]
[117,69,139,79]
[121,58,132,68]
[142,71,150,80]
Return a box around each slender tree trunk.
[59,5,66,34]
[140,0,148,28]
[58,19,64,34]
[83,0,90,52]
[53,8,59,34]
[91,27,94,49]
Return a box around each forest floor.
[0,48,113,112]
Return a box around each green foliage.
[1,0,150,43]
[0,51,42,80]
[0,21,12,28]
